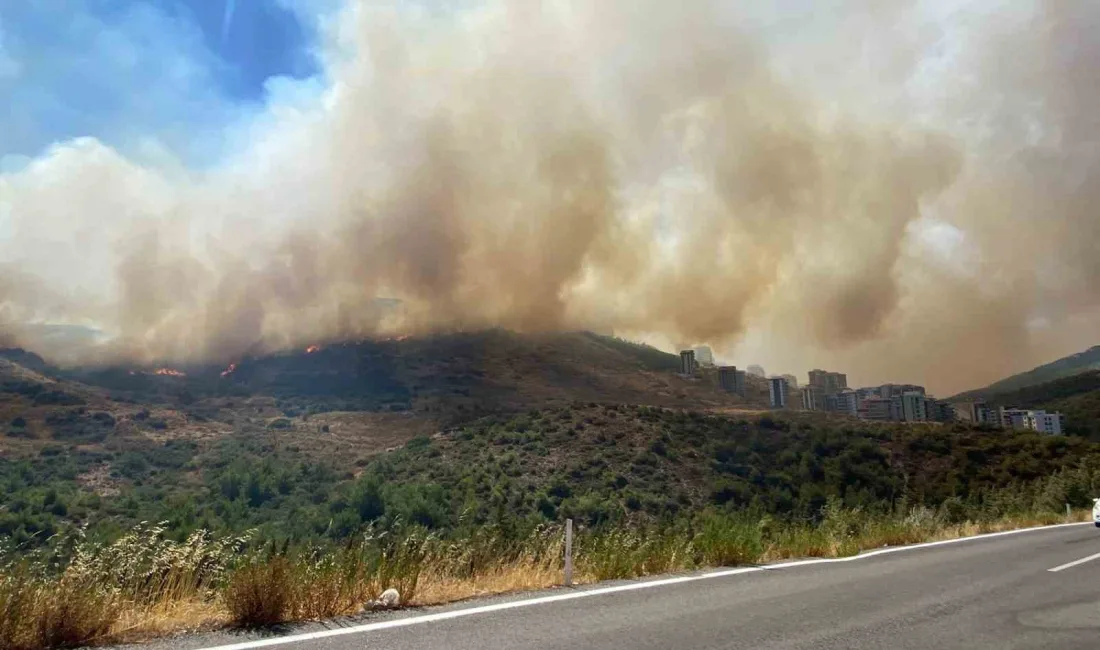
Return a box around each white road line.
[191,521,1091,650]
[1048,550,1100,573]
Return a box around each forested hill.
[956,345,1100,400]
[3,402,1097,549]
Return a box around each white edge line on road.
[1048,550,1100,573]
[192,521,1091,650]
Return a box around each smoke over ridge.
[1,0,1098,394]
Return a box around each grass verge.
[0,504,1090,650]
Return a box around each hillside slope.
[9,330,1091,553]
[957,345,1100,399]
[3,401,1097,549]
[49,330,758,414]
[0,331,763,477]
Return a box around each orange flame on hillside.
[220,363,237,377]
[305,345,321,354]
[153,368,186,377]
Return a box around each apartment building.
[857,396,896,421]
[679,350,697,376]
[693,346,715,367]
[718,366,746,395]
[801,385,823,411]
[1004,409,1065,435]
[834,389,860,416]
[809,369,848,395]
[769,376,790,408]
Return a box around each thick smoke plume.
[1,0,1098,394]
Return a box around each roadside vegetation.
[5,403,1100,649]
[0,486,1092,650]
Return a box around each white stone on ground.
[374,588,400,609]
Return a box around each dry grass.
[1,507,1092,650]
[108,598,228,643]
[223,558,294,628]
[0,570,122,650]
[413,561,566,605]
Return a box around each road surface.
[129,523,1100,650]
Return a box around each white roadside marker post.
[564,518,574,587]
[1067,503,1072,519]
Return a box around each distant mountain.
[954,345,1100,400]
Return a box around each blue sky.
[0,0,324,167]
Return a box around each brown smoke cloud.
[1,0,1098,395]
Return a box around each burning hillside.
[45,331,763,419]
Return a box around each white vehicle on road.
[1094,498,1100,527]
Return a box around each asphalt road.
[131,523,1100,650]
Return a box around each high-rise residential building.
[718,366,746,395]
[1027,411,1065,435]
[930,401,956,423]
[856,387,882,402]
[953,401,1004,426]
[857,393,953,423]
[769,376,790,408]
[996,408,1065,434]
[898,392,929,422]
[977,404,1005,426]
[747,364,766,378]
[1002,408,1030,430]
[877,384,926,399]
[951,402,978,424]
[858,396,895,421]
[809,369,848,395]
[679,350,697,376]
[693,346,715,367]
[781,374,799,389]
[801,385,823,411]
[834,389,859,416]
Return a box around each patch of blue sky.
[0,0,324,168]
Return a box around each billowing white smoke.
[1,0,1098,394]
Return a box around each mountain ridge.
[953,344,1100,400]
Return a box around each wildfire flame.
[220,363,237,378]
[305,345,321,354]
[153,368,186,377]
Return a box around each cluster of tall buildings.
[790,370,955,423]
[768,369,956,425]
[678,352,1065,435]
